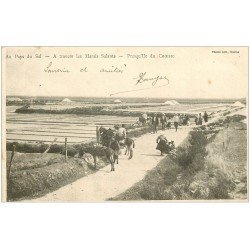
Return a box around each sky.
[2,47,248,99]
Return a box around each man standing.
[152,113,159,133]
[173,114,180,132]
[161,113,167,130]
[142,112,148,124]
[198,113,203,125]
[117,124,127,141]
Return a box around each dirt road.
[31,127,191,202]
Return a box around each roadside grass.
[205,120,247,199]
[6,152,107,201]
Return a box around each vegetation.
[6,123,153,201]
[15,105,197,118]
[6,152,107,201]
[176,131,208,173]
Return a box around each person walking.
[203,111,208,123]
[173,114,180,132]
[198,113,203,125]
[166,115,171,129]
[142,112,147,124]
[161,113,167,130]
[152,113,159,133]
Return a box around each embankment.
[110,114,247,201]
[15,105,197,118]
[7,152,108,201]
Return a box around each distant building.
[114,99,122,103]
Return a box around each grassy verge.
[6,152,107,201]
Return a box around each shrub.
[80,145,107,157]
[7,142,47,153]
[224,114,245,123]
[177,147,193,168]
[139,185,165,200]
[49,144,64,153]
[208,170,236,199]
[61,147,78,157]
[204,159,236,199]
[176,131,208,172]
[163,165,181,186]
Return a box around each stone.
[234,179,241,184]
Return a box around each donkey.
[105,148,116,171]
[99,127,114,147]
[124,138,135,159]
[105,139,120,171]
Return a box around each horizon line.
[6,94,247,100]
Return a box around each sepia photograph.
[1,46,248,202]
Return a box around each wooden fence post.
[7,144,15,201]
[96,126,100,145]
[65,137,68,161]
[7,144,15,180]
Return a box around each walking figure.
[152,113,159,133]
[203,111,208,123]
[161,113,167,130]
[173,114,180,132]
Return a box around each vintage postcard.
[1,46,248,202]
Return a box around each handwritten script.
[134,72,169,86]
[44,62,70,73]
[109,72,169,96]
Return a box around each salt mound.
[61,98,72,103]
[164,100,179,106]
[171,100,179,105]
[59,98,73,105]
[231,101,245,107]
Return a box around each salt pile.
[163,100,179,105]
[231,101,245,107]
